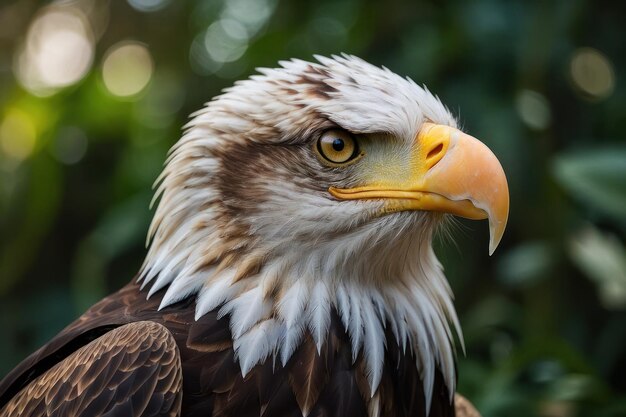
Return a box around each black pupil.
[332,138,345,152]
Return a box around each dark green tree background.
[0,1,625,416]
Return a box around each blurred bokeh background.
[0,0,624,415]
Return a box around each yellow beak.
[329,123,509,255]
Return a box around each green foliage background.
[1,1,625,416]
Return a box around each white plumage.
[139,54,463,404]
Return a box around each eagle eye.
[317,130,360,164]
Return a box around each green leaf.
[568,225,626,310]
[496,241,556,288]
[553,148,626,224]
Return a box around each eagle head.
[139,55,509,404]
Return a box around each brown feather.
[0,283,456,417]
[454,394,482,417]
[0,321,182,417]
[287,335,328,416]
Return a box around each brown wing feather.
[256,361,301,417]
[308,343,367,417]
[455,394,482,417]
[1,282,457,417]
[0,321,182,417]
[287,335,329,415]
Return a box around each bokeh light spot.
[570,48,615,100]
[204,19,249,64]
[102,42,154,98]
[222,0,276,37]
[14,6,94,96]
[189,0,276,76]
[515,90,551,130]
[0,109,37,161]
[127,0,172,13]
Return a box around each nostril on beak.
[425,142,445,169]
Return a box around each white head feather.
[139,55,462,408]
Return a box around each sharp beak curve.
[329,123,509,255]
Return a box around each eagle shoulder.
[0,321,182,417]
[1,283,458,417]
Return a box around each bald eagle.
[0,55,507,417]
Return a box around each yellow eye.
[317,130,359,164]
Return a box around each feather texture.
[306,282,331,353]
[0,283,458,417]
[234,319,283,376]
[136,55,462,399]
[361,296,385,394]
[0,321,182,417]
